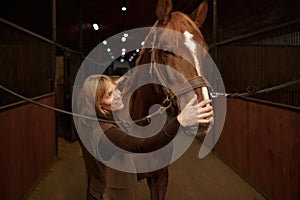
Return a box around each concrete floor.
[26,138,267,200]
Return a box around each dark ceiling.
[2,0,300,54]
[58,0,159,53]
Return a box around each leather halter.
[150,58,209,105]
[149,30,209,104]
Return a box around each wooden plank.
[217,45,300,107]
[0,96,56,200]
[215,98,300,200]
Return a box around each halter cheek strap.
[150,60,210,102]
[176,76,209,97]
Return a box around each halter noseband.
[150,60,208,103]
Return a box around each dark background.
[2,0,300,54]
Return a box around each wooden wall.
[215,98,300,200]
[0,96,56,200]
[217,45,300,107]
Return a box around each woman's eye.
[105,92,113,98]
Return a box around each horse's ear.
[156,0,173,25]
[189,0,208,28]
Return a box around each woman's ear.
[156,0,173,26]
[189,0,208,28]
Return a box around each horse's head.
[135,0,212,135]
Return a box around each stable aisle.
[26,138,267,200]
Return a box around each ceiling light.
[107,48,111,52]
[123,33,128,37]
[103,40,107,45]
[121,37,126,42]
[92,23,99,31]
[121,6,127,11]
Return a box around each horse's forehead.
[163,14,206,47]
[170,13,201,33]
[160,26,205,77]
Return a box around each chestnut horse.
[119,0,211,199]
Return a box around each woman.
[77,74,213,200]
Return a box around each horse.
[117,0,212,199]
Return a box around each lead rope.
[1,78,299,122]
[210,78,300,98]
[0,84,172,125]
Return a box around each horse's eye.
[163,50,175,56]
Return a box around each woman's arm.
[98,95,213,158]
[101,117,180,154]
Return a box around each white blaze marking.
[201,87,210,100]
[183,31,201,76]
[183,31,210,101]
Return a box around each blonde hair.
[95,75,116,116]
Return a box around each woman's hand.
[177,95,213,127]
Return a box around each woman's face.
[99,81,124,111]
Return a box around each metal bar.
[79,0,83,55]
[0,18,82,56]
[52,0,57,42]
[209,18,300,48]
[0,92,55,111]
[52,0,59,156]
[51,0,57,93]
[212,0,218,61]
[0,18,54,44]
[237,96,300,112]
[0,18,105,68]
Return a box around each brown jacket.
[80,113,180,200]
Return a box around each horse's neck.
[131,87,159,119]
